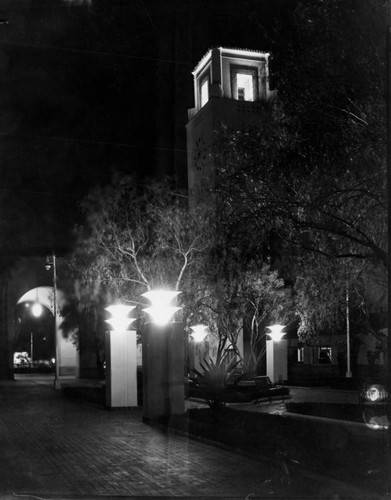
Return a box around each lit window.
[200,78,209,107]
[297,347,304,363]
[317,347,332,364]
[237,88,245,100]
[231,66,258,102]
[236,73,254,101]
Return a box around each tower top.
[189,46,273,117]
[192,47,270,78]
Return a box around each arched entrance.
[17,286,78,377]
[16,286,79,380]
[0,255,80,380]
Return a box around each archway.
[16,286,79,379]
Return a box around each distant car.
[253,375,290,402]
[33,359,53,369]
[358,378,390,431]
[13,352,31,367]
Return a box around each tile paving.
[0,375,384,499]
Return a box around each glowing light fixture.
[105,304,136,331]
[190,324,208,343]
[266,324,286,342]
[142,290,181,326]
[31,303,43,318]
[364,384,388,403]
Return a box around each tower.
[186,47,275,206]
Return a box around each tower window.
[231,66,258,102]
[200,76,209,108]
[236,74,254,101]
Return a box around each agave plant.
[192,352,240,410]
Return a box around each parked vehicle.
[13,352,31,367]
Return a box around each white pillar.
[105,330,138,408]
[266,339,288,384]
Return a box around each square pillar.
[267,339,288,384]
[105,330,138,408]
[142,322,185,421]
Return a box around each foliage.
[216,0,385,266]
[213,0,386,341]
[77,174,210,295]
[191,353,240,411]
[240,262,293,372]
[292,253,386,342]
[61,174,211,349]
[183,219,294,369]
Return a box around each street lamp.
[31,302,43,318]
[266,324,288,384]
[190,324,209,343]
[266,324,286,342]
[105,304,136,331]
[141,290,181,326]
[141,289,185,420]
[188,324,209,375]
[45,252,60,390]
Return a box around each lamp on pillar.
[189,324,209,374]
[105,304,138,408]
[266,324,288,384]
[267,324,286,342]
[141,289,184,421]
[190,324,209,343]
[142,290,181,326]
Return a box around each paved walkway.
[0,375,384,499]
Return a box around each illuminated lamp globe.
[190,324,208,343]
[105,304,136,332]
[266,324,286,342]
[31,303,44,318]
[364,384,388,403]
[142,290,181,326]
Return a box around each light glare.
[267,324,286,342]
[105,304,136,332]
[31,303,43,318]
[190,324,208,342]
[142,290,181,325]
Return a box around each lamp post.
[345,277,352,378]
[45,252,60,390]
[266,324,287,384]
[141,289,184,421]
[142,290,181,326]
[105,304,138,408]
[190,324,209,343]
[189,324,209,374]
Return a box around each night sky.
[0,0,294,255]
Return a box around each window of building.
[200,75,209,108]
[231,65,258,102]
[297,347,304,363]
[236,73,254,101]
[237,87,245,100]
[316,347,332,364]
